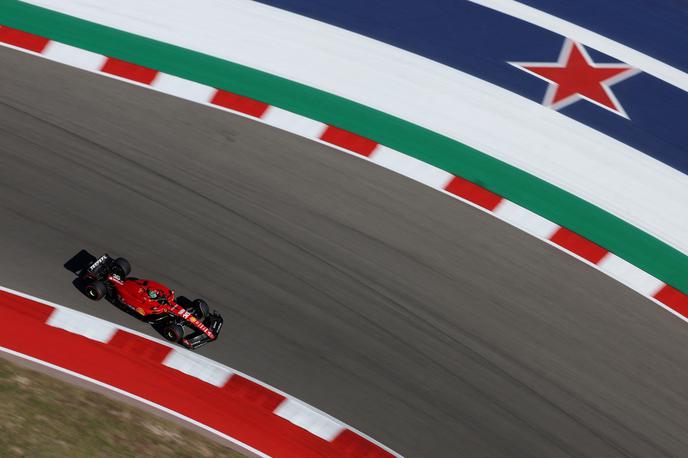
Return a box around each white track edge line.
[0,285,401,456]
[0,346,270,458]
[0,38,674,319]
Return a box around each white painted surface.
[274,398,344,441]
[163,349,234,387]
[370,146,454,189]
[493,200,560,239]
[42,41,104,71]
[152,73,215,103]
[46,307,117,343]
[468,0,688,92]
[598,254,665,296]
[262,106,326,139]
[22,0,688,257]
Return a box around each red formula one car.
[67,251,223,350]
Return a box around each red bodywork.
[108,276,216,340]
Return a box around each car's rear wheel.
[161,323,184,342]
[191,299,209,321]
[112,257,131,278]
[84,281,107,301]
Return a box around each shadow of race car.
[66,250,223,350]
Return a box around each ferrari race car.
[68,251,223,350]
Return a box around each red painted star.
[510,39,640,118]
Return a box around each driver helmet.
[147,289,159,300]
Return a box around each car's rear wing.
[83,254,113,279]
[65,250,116,293]
[65,249,115,279]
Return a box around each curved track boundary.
[0,286,398,458]
[1,3,687,292]
[1,26,686,325]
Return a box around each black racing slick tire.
[112,257,131,278]
[161,323,184,342]
[84,281,107,301]
[191,299,209,321]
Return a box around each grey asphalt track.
[2,47,688,458]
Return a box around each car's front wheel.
[161,323,184,342]
[190,299,209,321]
[84,281,107,301]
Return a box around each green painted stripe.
[2,0,686,292]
